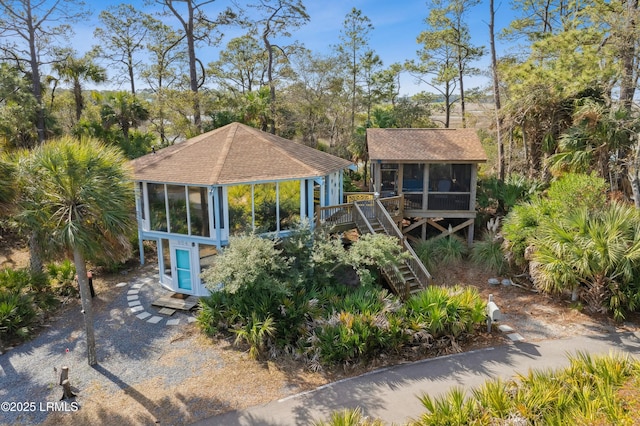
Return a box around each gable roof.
[366,128,487,163]
[130,122,353,185]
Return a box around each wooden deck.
[151,294,199,311]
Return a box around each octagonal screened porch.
[130,122,353,297]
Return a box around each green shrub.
[46,259,77,297]
[314,310,390,365]
[197,228,486,368]
[533,202,640,320]
[414,235,468,274]
[502,200,547,269]
[233,312,276,360]
[414,352,639,425]
[502,173,608,269]
[470,235,507,275]
[0,268,57,341]
[0,292,35,339]
[477,174,542,215]
[403,286,486,339]
[201,234,287,294]
[545,172,607,215]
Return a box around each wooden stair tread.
[151,294,199,310]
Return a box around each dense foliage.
[500,173,640,320]
[502,173,608,269]
[0,263,78,345]
[413,352,640,425]
[198,231,487,366]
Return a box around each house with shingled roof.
[366,128,487,245]
[130,122,353,296]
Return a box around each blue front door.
[175,248,192,291]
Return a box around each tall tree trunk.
[28,232,43,274]
[28,14,45,143]
[489,0,504,180]
[619,0,639,112]
[444,83,451,129]
[128,51,136,95]
[458,58,466,128]
[73,247,97,365]
[263,27,276,135]
[74,80,83,122]
[185,2,201,133]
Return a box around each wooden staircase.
[352,199,431,299]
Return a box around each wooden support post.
[59,366,69,385]
[61,379,76,400]
[59,366,76,400]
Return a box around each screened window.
[254,183,277,233]
[189,187,210,237]
[429,164,472,193]
[199,244,217,273]
[228,184,252,236]
[167,185,188,234]
[402,164,424,192]
[381,164,398,195]
[279,181,301,231]
[148,183,167,231]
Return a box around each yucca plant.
[233,312,276,360]
[471,234,507,275]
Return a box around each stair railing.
[355,198,432,289]
[353,202,406,297]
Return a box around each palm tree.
[548,100,638,187]
[52,50,107,122]
[533,202,640,320]
[18,136,135,365]
[100,91,150,144]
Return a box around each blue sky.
[74,0,517,95]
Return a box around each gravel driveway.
[0,265,213,426]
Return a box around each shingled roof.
[130,122,353,185]
[366,128,487,163]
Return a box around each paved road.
[194,331,640,426]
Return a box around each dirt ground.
[2,242,637,425]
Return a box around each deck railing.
[379,195,403,218]
[316,202,354,228]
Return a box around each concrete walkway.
[195,331,640,425]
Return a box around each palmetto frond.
[19,136,135,262]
